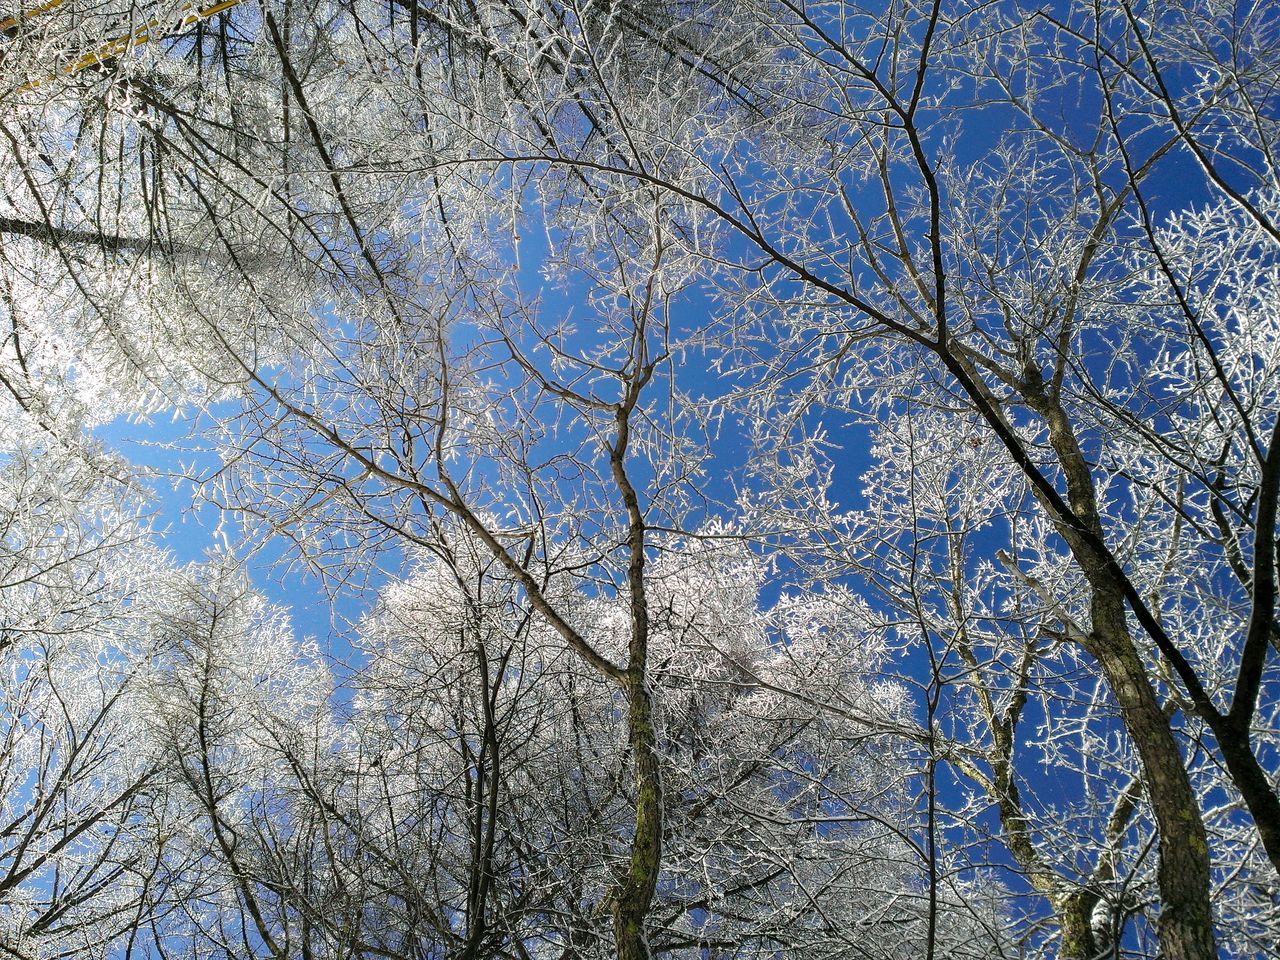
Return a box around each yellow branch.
[1,0,70,36]
[12,0,245,93]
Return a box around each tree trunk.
[611,673,663,960]
[1056,890,1100,960]
[1088,622,1215,960]
[1034,394,1216,960]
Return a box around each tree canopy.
[0,1,1278,958]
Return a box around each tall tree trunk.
[1034,396,1216,960]
[1089,637,1214,960]
[611,673,662,960]
[608,350,664,959]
